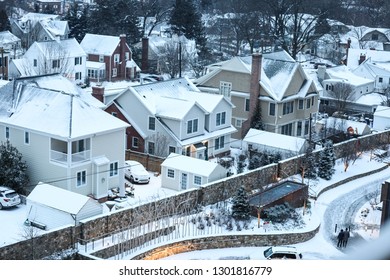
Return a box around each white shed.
[373,106,390,131]
[26,183,103,230]
[161,153,227,191]
[243,129,309,158]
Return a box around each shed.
[243,129,309,159]
[161,153,227,191]
[373,105,390,131]
[26,183,102,230]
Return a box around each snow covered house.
[373,106,390,131]
[80,33,140,82]
[8,38,87,84]
[243,128,309,159]
[0,74,129,199]
[0,31,23,80]
[105,77,236,159]
[352,57,390,93]
[161,153,226,191]
[194,50,320,140]
[315,116,371,137]
[10,13,69,49]
[26,183,102,230]
[346,48,390,71]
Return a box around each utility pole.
[0,47,5,80]
[178,41,182,78]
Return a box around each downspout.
[67,93,73,191]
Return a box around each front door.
[181,173,188,190]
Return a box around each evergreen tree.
[64,3,89,43]
[169,0,209,59]
[231,186,251,221]
[0,8,10,31]
[250,100,264,130]
[0,141,29,194]
[318,140,335,180]
[302,145,317,179]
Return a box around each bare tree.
[138,0,174,37]
[156,38,191,78]
[328,82,355,113]
[350,26,369,49]
[146,132,171,157]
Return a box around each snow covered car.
[0,186,21,210]
[263,246,302,260]
[124,160,150,184]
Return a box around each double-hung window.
[76,170,87,187]
[216,112,226,126]
[187,119,198,134]
[109,162,118,177]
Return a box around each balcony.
[50,150,91,164]
[50,138,91,165]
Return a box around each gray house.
[161,153,227,191]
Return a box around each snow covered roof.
[34,38,86,58]
[27,183,93,215]
[325,65,374,86]
[81,33,126,56]
[243,128,307,153]
[161,153,222,177]
[0,31,20,45]
[40,20,68,40]
[374,105,390,118]
[347,48,390,70]
[0,75,129,139]
[317,117,370,135]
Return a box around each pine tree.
[318,140,335,180]
[231,186,251,221]
[0,9,10,31]
[0,141,29,194]
[64,3,88,43]
[302,145,317,179]
[250,100,264,130]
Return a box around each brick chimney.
[141,37,149,73]
[92,85,104,103]
[119,34,127,79]
[241,52,262,138]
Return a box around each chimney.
[344,38,352,65]
[359,53,366,65]
[141,37,149,73]
[92,85,104,103]
[241,52,262,138]
[119,34,127,79]
[317,65,326,82]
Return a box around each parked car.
[263,246,303,260]
[124,160,150,184]
[0,186,21,210]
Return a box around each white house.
[0,74,129,199]
[373,106,390,131]
[353,58,390,93]
[108,77,237,159]
[8,38,87,83]
[161,153,227,191]
[243,128,309,159]
[26,183,103,230]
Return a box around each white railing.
[50,150,91,164]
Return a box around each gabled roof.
[374,105,390,118]
[33,38,86,58]
[161,153,223,177]
[0,75,128,139]
[243,128,307,153]
[81,33,126,56]
[39,20,68,40]
[347,48,390,70]
[27,183,99,215]
[0,31,21,45]
[325,65,374,86]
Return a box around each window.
[215,136,225,150]
[281,123,293,135]
[125,52,130,60]
[167,169,175,178]
[379,77,383,83]
[109,162,118,177]
[372,33,379,40]
[169,146,176,154]
[187,119,198,134]
[5,127,9,139]
[132,137,139,148]
[75,72,82,80]
[326,84,334,91]
[298,100,304,110]
[194,175,202,185]
[33,59,37,67]
[219,81,232,98]
[216,112,226,126]
[76,170,86,187]
[112,68,117,77]
[235,118,243,128]
[148,117,155,130]
[75,57,82,65]
[269,103,275,116]
[245,99,250,111]
[52,59,60,69]
[99,55,104,62]
[304,119,310,135]
[311,96,314,106]
[148,142,155,154]
[114,54,120,63]
[306,98,311,109]
[297,121,302,137]
[24,131,30,145]
[282,101,294,115]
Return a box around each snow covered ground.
[1,151,388,260]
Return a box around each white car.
[0,186,21,210]
[124,160,150,184]
[263,246,303,260]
